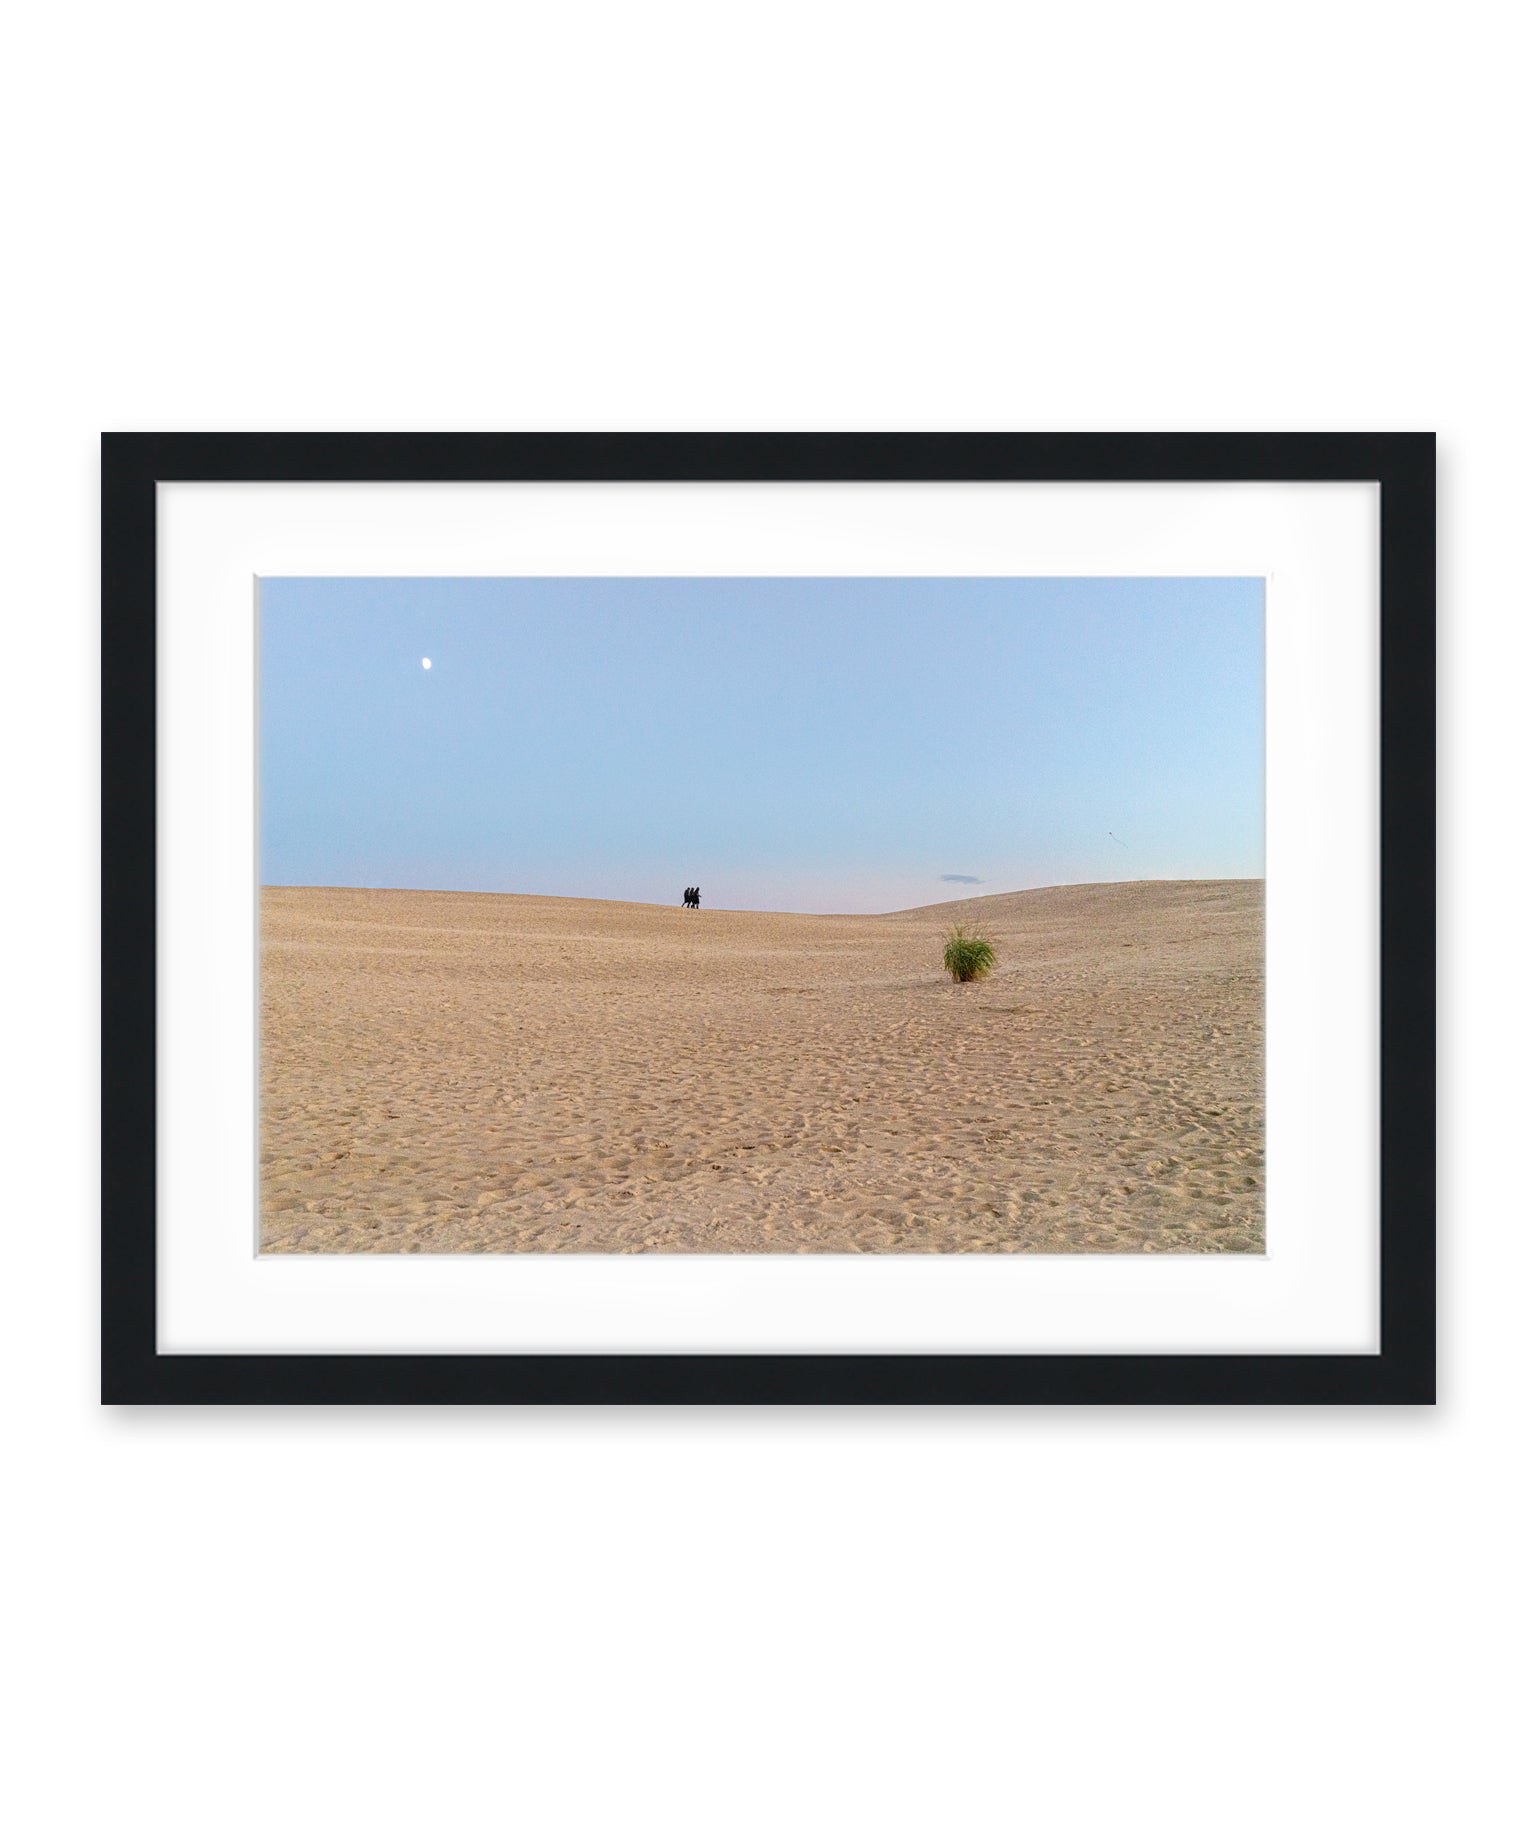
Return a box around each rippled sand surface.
[259,881,1263,1253]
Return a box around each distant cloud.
[940,874,984,885]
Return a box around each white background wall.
[3,4,1527,1841]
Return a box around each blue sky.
[258,577,1264,913]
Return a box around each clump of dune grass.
[943,924,996,984]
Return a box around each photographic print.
[258,575,1265,1256]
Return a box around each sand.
[259,881,1264,1254]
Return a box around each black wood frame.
[101,433,1435,1404]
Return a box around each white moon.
[421,657,432,670]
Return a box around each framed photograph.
[102,433,1434,1403]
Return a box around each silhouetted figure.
[693,887,701,910]
[682,886,691,907]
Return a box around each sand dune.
[259,881,1264,1253]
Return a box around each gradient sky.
[258,577,1264,913]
